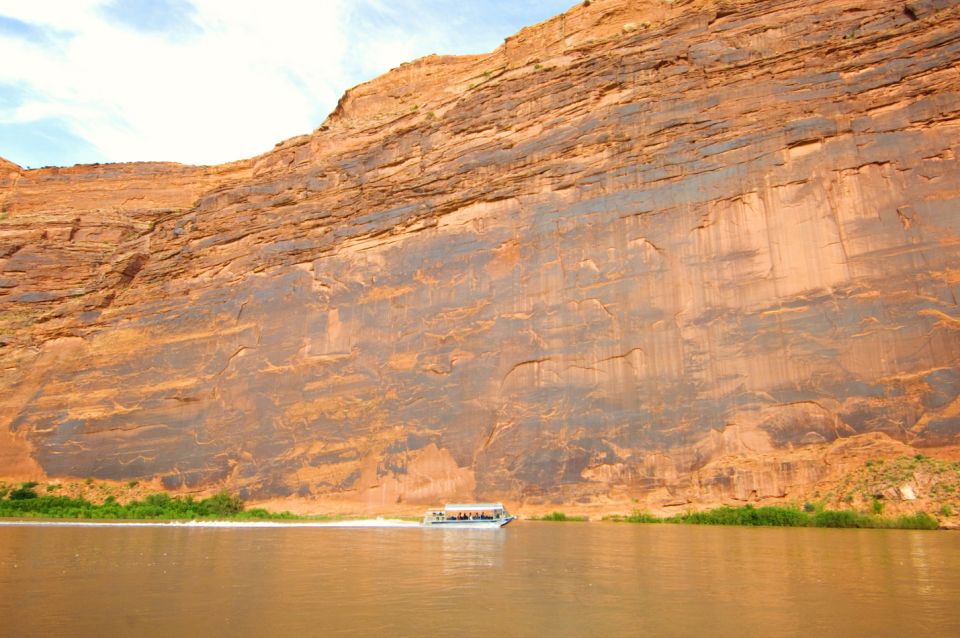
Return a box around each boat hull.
[421,516,515,529]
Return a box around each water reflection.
[437,528,505,575]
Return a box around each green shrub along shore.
[0,482,302,520]
[532,511,589,522]
[0,481,944,528]
[607,504,940,530]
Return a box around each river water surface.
[1,521,958,637]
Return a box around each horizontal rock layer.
[2,0,960,510]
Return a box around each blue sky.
[0,0,574,168]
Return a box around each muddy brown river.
[1,521,958,636]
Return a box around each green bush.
[614,504,939,530]
[674,505,809,527]
[0,489,299,521]
[622,511,661,523]
[892,513,939,530]
[536,511,587,522]
[812,510,864,528]
[201,492,244,516]
[8,486,38,500]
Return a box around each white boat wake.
[0,518,423,529]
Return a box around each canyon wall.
[2,0,960,512]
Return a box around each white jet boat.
[421,503,515,528]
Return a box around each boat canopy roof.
[444,503,504,512]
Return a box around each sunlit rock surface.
[2,0,959,511]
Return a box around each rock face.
[2,0,960,512]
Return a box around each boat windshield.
[441,505,505,520]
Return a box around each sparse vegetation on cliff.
[608,505,940,530]
[823,454,960,520]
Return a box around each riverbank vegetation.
[0,482,303,520]
[605,453,959,530]
[530,511,589,522]
[607,504,940,529]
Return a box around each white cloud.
[0,0,573,166]
[0,0,352,164]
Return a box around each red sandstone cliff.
[2,0,960,515]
